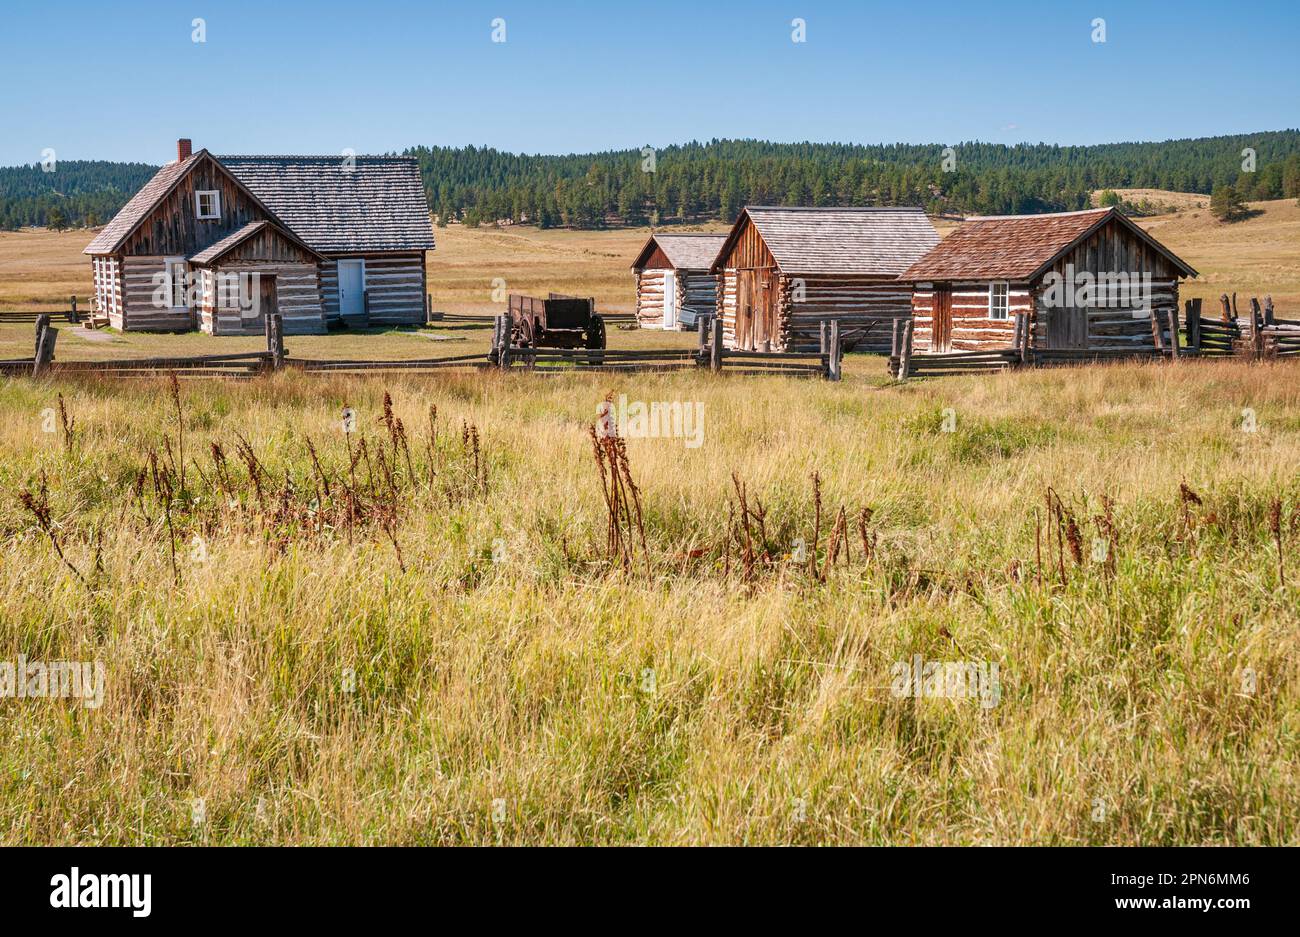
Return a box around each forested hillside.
[4,132,1298,230]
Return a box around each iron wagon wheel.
[586,314,606,350]
[518,317,536,348]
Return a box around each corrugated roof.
[900,207,1197,281]
[632,233,728,271]
[714,207,940,275]
[218,156,435,253]
[83,154,199,254]
[190,220,323,266]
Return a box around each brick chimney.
[177,138,193,162]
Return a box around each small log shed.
[708,207,940,352]
[630,233,728,330]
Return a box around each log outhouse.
[900,207,1197,353]
[708,207,939,352]
[630,233,727,330]
[84,139,435,334]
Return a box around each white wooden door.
[662,270,677,329]
[337,260,365,316]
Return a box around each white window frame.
[164,256,190,310]
[195,190,221,220]
[988,281,1010,320]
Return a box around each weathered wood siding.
[320,251,426,325]
[912,282,1030,352]
[678,270,719,328]
[92,256,124,328]
[197,263,324,336]
[121,255,194,332]
[781,275,915,352]
[1032,219,1182,351]
[118,155,273,258]
[715,216,779,349]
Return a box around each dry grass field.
[0,199,1296,846]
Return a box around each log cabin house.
[630,233,728,330]
[84,139,435,334]
[708,207,939,352]
[900,207,1197,354]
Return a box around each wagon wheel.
[586,314,607,350]
[518,317,535,348]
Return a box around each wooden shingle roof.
[218,156,435,254]
[900,207,1197,281]
[83,154,201,254]
[190,220,323,266]
[713,206,940,275]
[631,233,728,271]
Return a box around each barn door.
[737,271,754,350]
[1047,303,1088,349]
[933,287,953,353]
[253,274,276,331]
[662,270,677,330]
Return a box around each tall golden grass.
[0,358,1295,844]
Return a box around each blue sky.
[1,0,1296,165]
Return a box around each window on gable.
[195,190,221,220]
[989,281,1009,320]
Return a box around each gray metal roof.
[218,155,435,254]
[717,206,940,275]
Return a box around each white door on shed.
[662,270,677,329]
[338,260,365,316]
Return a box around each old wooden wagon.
[507,293,606,349]
[709,207,939,353]
[630,233,727,330]
[900,207,1197,357]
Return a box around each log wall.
[780,275,915,352]
[197,263,325,336]
[912,282,1030,352]
[120,255,196,332]
[92,256,124,328]
[635,269,667,328]
[320,252,426,325]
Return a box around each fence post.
[498,313,512,370]
[1263,295,1274,326]
[1249,298,1263,359]
[1220,293,1232,323]
[34,314,49,360]
[69,295,78,324]
[710,316,723,373]
[898,318,913,379]
[1166,308,1180,359]
[891,318,900,360]
[1185,299,1201,352]
[820,320,828,355]
[827,319,841,381]
[696,315,709,365]
[33,316,57,378]
[272,313,285,370]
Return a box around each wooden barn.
[709,207,939,352]
[84,139,435,334]
[630,233,727,330]
[900,207,1197,354]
